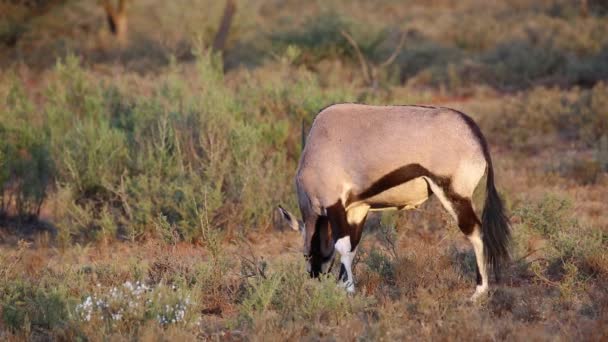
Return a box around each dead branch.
[580,0,589,17]
[341,29,406,89]
[238,238,267,279]
[340,29,372,85]
[379,31,406,68]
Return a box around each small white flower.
[124,281,133,291]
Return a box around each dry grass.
[0,0,607,340]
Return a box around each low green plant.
[484,83,608,152]
[271,11,387,66]
[239,260,369,328]
[514,194,604,298]
[1,280,71,333]
[0,79,54,219]
[481,40,567,89]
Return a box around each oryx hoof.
[338,280,356,294]
[469,284,488,302]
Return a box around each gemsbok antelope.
[278,103,510,300]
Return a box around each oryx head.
[277,205,335,277]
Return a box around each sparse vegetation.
[0,0,607,340]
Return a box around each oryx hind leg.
[452,199,488,301]
[424,177,488,301]
[327,202,369,293]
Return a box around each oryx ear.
[277,205,302,231]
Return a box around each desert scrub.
[270,11,387,67]
[483,83,608,152]
[74,281,199,332]
[549,153,605,185]
[0,279,72,334]
[356,214,400,296]
[515,194,603,261]
[0,78,54,219]
[3,50,350,242]
[513,194,605,299]
[238,260,371,330]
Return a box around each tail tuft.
[481,165,511,281]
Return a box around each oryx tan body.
[298,104,485,214]
[280,103,510,299]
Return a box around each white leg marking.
[469,229,488,301]
[335,236,356,293]
[424,177,458,221]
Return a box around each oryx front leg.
[335,236,356,293]
[327,202,369,294]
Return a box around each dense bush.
[483,82,608,152]
[1,280,70,333]
[270,11,388,67]
[513,194,606,299]
[0,50,356,242]
[0,78,54,219]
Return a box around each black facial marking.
[309,215,334,278]
[278,205,291,220]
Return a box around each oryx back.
[297,103,486,212]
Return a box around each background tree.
[101,0,129,46]
[212,0,236,53]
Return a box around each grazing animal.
[278,103,510,300]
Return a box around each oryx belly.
[347,177,430,212]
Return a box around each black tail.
[481,160,511,281]
[451,108,511,281]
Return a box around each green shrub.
[481,40,567,89]
[271,11,387,66]
[365,249,395,284]
[511,194,607,301]
[515,194,604,265]
[395,39,464,87]
[555,157,603,185]
[1,281,70,333]
[62,118,129,196]
[0,79,54,219]
[239,261,369,328]
[484,83,608,151]
[595,135,608,171]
